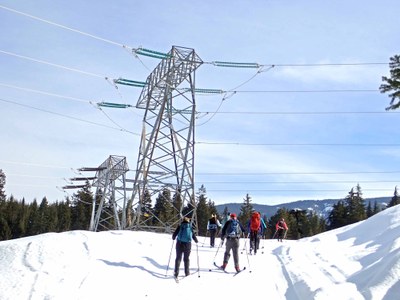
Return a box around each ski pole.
[196,243,201,277]
[243,236,251,273]
[202,231,208,247]
[212,239,223,263]
[241,232,249,254]
[283,229,288,240]
[261,234,265,254]
[165,239,175,277]
[272,229,278,239]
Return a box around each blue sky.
[0,0,399,205]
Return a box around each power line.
[0,4,389,69]
[196,141,400,147]
[0,49,106,79]
[197,180,400,184]
[0,97,140,135]
[226,89,379,93]
[203,188,394,192]
[0,82,92,104]
[0,160,72,169]
[196,171,400,175]
[0,4,131,49]
[197,110,396,116]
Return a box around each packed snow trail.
[1,206,400,299]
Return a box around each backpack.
[250,212,261,231]
[208,217,218,230]
[177,222,192,243]
[227,219,241,238]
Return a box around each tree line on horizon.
[1,169,399,242]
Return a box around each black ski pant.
[249,230,260,252]
[209,229,217,247]
[277,229,285,241]
[174,241,192,276]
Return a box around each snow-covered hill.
[1,206,400,300]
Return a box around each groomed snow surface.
[1,205,400,300]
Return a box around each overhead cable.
[0,49,105,78]
[196,141,400,147]
[0,97,140,135]
[0,5,389,67]
[0,4,131,49]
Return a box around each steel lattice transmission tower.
[127,46,203,232]
[87,155,130,231]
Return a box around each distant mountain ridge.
[216,196,391,219]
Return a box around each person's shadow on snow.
[97,257,171,279]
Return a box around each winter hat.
[230,213,237,218]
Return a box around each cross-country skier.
[207,214,222,247]
[275,218,288,242]
[219,213,245,273]
[247,211,266,254]
[172,217,198,278]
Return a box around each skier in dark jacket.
[172,217,198,278]
[220,213,245,273]
[207,214,222,247]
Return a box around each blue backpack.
[178,222,193,243]
[227,219,241,238]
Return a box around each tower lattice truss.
[128,46,203,232]
[88,155,130,231]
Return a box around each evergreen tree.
[388,186,400,207]
[0,216,11,240]
[71,183,92,230]
[153,187,173,227]
[196,185,209,236]
[328,200,347,229]
[4,195,20,238]
[238,193,253,227]
[37,197,50,233]
[57,198,71,232]
[345,185,366,224]
[289,209,307,239]
[380,54,400,110]
[26,199,40,236]
[373,201,381,215]
[16,198,28,237]
[207,199,218,218]
[141,188,153,225]
[308,212,326,236]
[366,201,374,218]
[0,169,6,202]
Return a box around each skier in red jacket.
[275,218,288,242]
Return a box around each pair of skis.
[173,263,246,283]
[173,270,199,283]
[210,262,246,276]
